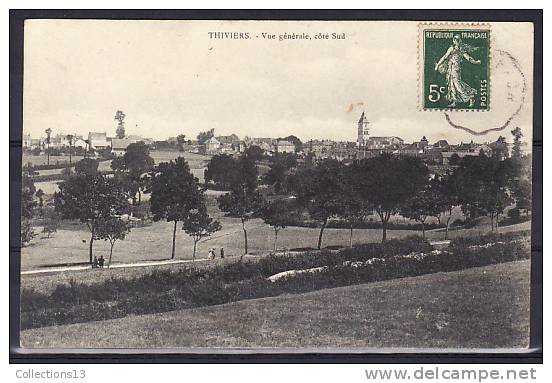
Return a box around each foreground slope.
[21,260,530,349]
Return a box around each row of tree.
[23,128,531,264]
[50,144,222,263]
[206,128,531,252]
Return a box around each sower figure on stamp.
[435,35,481,108]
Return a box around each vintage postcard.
[18,19,534,351]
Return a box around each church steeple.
[357,111,369,147]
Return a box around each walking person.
[92,256,98,269]
[98,256,105,268]
[220,247,225,259]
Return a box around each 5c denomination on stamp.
[421,25,490,111]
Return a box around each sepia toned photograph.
[17,18,535,352]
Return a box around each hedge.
[31,170,115,183]
[20,233,530,330]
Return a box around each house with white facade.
[88,132,111,150]
[277,140,295,153]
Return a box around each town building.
[307,139,333,158]
[441,144,493,165]
[357,112,370,147]
[22,134,32,148]
[434,139,450,150]
[111,138,138,157]
[73,137,88,149]
[216,134,240,146]
[366,136,404,150]
[204,137,221,153]
[49,134,72,149]
[31,138,43,149]
[88,132,111,150]
[277,140,295,153]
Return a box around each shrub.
[451,218,464,227]
[507,207,521,222]
[449,230,530,249]
[259,215,446,231]
[29,163,77,171]
[21,219,36,247]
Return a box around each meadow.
[21,189,530,273]
[22,153,85,167]
[28,150,210,197]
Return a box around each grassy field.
[23,148,530,273]
[22,154,86,167]
[150,150,210,183]
[20,260,530,349]
[21,204,531,272]
[29,150,209,197]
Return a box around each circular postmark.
[444,49,527,135]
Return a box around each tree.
[41,207,61,238]
[21,173,37,220]
[352,155,429,242]
[66,134,75,164]
[54,174,130,263]
[243,145,264,162]
[75,158,99,176]
[35,188,45,210]
[492,136,509,160]
[149,157,204,259]
[340,166,368,248]
[264,153,297,194]
[452,155,514,232]
[431,173,459,240]
[281,135,303,153]
[260,198,290,252]
[182,204,221,259]
[290,159,346,249]
[197,128,215,144]
[44,128,52,165]
[509,127,531,216]
[111,142,154,205]
[95,217,130,267]
[176,134,187,151]
[83,139,91,158]
[400,186,441,238]
[115,110,126,139]
[512,178,532,216]
[21,173,37,247]
[217,155,260,255]
[449,153,461,166]
[204,154,239,190]
[218,188,261,256]
[511,127,523,160]
[21,220,36,247]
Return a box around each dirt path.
[20,257,212,275]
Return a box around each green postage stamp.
[421,26,490,111]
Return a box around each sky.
[23,20,534,145]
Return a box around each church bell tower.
[357,111,370,147]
